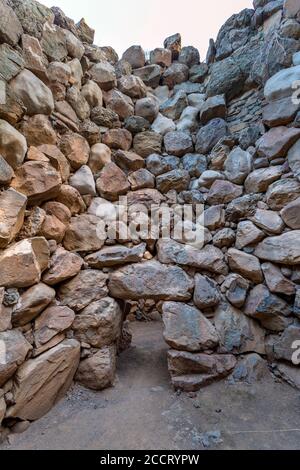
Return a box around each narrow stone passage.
[2,321,300,451]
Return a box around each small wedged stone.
[75,345,116,391]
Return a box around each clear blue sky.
[43,0,253,59]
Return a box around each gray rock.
[178,46,200,66]
[85,243,146,268]
[156,169,190,193]
[189,63,208,83]
[163,301,219,352]
[264,64,300,101]
[133,65,161,88]
[108,260,194,301]
[195,119,228,154]
[69,165,96,196]
[194,274,220,310]
[164,33,181,60]
[182,153,207,178]
[200,95,227,125]
[146,153,179,176]
[160,90,188,121]
[225,147,252,184]
[164,131,193,157]
[122,45,145,69]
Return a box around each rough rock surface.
[0,0,299,429]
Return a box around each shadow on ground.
[2,321,300,450]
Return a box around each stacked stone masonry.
[0,0,300,434]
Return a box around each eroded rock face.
[0,330,32,387]
[6,339,80,421]
[75,345,116,391]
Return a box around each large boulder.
[162,302,219,352]
[195,119,228,154]
[89,61,117,91]
[0,237,50,288]
[109,260,194,301]
[11,161,62,205]
[6,339,80,421]
[9,0,54,39]
[255,231,300,265]
[10,69,54,116]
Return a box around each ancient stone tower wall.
[0,0,300,433]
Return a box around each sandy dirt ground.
[2,321,300,450]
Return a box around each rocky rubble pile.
[0,0,300,433]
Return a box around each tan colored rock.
[262,262,296,296]
[6,339,80,421]
[0,189,27,248]
[104,89,134,120]
[63,214,106,252]
[266,179,300,211]
[19,115,57,146]
[0,330,32,387]
[34,305,75,347]
[235,221,265,249]
[227,248,263,283]
[163,302,219,352]
[12,283,55,327]
[22,34,48,81]
[55,185,86,215]
[0,237,50,288]
[39,213,66,243]
[118,75,147,99]
[133,131,162,157]
[75,345,116,391]
[58,270,108,311]
[11,161,61,205]
[0,287,12,332]
[109,260,194,301]
[88,143,111,175]
[37,144,70,183]
[281,197,300,229]
[0,119,27,169]
[18,207,46,240]
[72,297,122,348]
[250,209,285,234]
[207,180,243,205]
[42,247,83,286]
[102,128,132,151]
[150,48,172,67]
[90,61,116,91]
[96,162,130,201]
[167,350,236,391]
[114,150,145,171]
[10,69,54,116]
[42,201,71,226]
[81,80,103,108]
[255,231,300,265]
[59,132,90,170]
[244,166,283,194]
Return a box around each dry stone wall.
[0,0,300,434]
